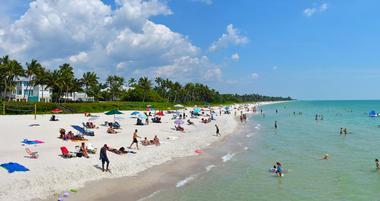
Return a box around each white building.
[62,92,94,102]
[7,77,52,102]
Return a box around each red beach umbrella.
[52,108,62,113]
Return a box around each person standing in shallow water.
[375,159,380,170]
[274,121,278,129]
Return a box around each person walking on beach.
[274,121,278,129]
[215,124,221,136]
[129,129,141,150]
[375,159,380,170]
[99,144,110,172]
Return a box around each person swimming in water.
[276,162,283,177]
[274,121,277,129]
[343,128,348,135]
[376,159,380,170]
[322,154,329,160]
[340,128,343,135]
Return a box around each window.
[24,90,33,96]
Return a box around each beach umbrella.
[130,111,140,116]
[52,108,62,113]
[105,109,123,121]
[193,108,201,114]
[174,104,185,109]
[174,119,184,125]
[137,113,147,120]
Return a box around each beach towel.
[22,139,44,145]
[0,162,29,173]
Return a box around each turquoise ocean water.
[147,101,380,201]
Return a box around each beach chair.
[25,148,39,159]
[60,146,73,158]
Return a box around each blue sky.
[1,0,380,100]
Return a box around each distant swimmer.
[376,159,380,170]
[276,162,283,177]
[322,154,329,160]
[274,121,278,129]
[293,112,296,116]
[343,128,348,135]
[340,128,343,135]
[315,114,318,121]
[276,109,278,114]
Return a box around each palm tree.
[58,63,75,102]
[81,72,99,97]
[106,75,124,101]
[138,77,152,102]
[127,78,136,87]
[24,59,42,100]
[0,56,25,100]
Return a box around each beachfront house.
[61,92,94,102]
[3,77,52,102]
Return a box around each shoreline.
[47,102,281,201]
[0,102,281,201]
[55,114,250,201]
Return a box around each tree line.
[0,55,292,103]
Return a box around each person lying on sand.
[86,122,97,129]
[175,125,185,132]
[107,126,117,134]
[141,137,151,146]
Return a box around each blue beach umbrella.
[131,111,140,115]
[137,113,147,120]
[193,108,201,114]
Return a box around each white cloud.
[0,0,218,83]
[209,24,249,52]
[190,0,212,5]
[135,56,222,82]
[304,3,328,17]
[231,53,240,61]
[68,52,88,63]
[251,73,259,80]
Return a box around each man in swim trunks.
[128,129,141,150]
[99,144,109,172]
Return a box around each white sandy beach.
[0,104,267,201]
